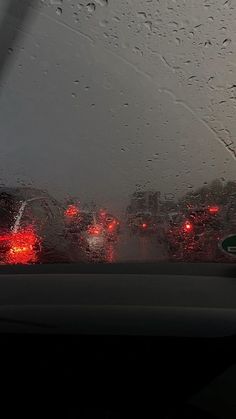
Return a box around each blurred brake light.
[142,223,147,228]
[183,221,193,233]
[0,234,11,242]
[107,220,118,231]
[0,227,39,264]
[88,224,103,236]
[208,206,219,214]
[64,205,79,218]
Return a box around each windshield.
[0,0,235,264]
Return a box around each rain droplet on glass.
[87,3,96,13]
[56,7,62,15]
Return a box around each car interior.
[1,2,236,418]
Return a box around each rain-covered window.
[0,0,235,264]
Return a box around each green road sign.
[220,235,236,256]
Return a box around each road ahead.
[105,232,169,263]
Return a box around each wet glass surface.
[0,1,235,264]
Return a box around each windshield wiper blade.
[0,0,37,83]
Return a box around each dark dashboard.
[0,263,236,418]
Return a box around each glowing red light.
[142,223,147,228]
[0,234,11,242]
[107,219,118,231]
[2,227,39,264]
[88,224,102,236]
[64,205,79,218]
[208,206,219,214]
[183,221,193,233]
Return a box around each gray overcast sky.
[0,0,235,210]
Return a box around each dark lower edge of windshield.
[0,262,235,277]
